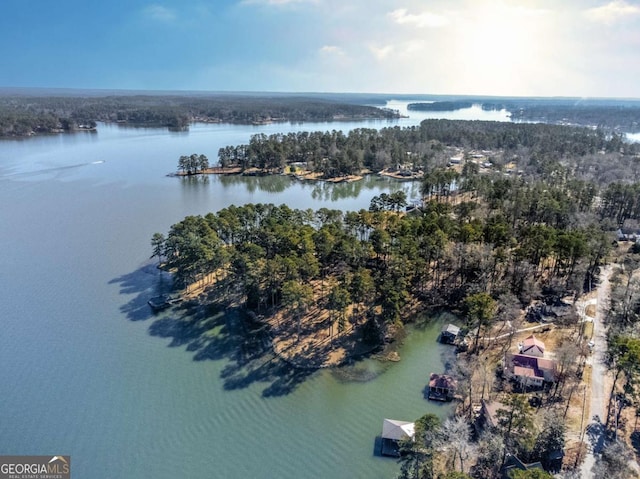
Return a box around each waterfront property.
[380,418,415,457]
[505,353,557,389]
[0,118,448,479]
[505,331,558,390]
[427,373,457,401]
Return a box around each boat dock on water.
[147,295,183,312]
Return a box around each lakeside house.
[506,330,558,390]
[428,373,457,401]
[440,323,461,344]
[505,353,558,389]
[380,419,415,457]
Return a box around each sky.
[1,0,640,98]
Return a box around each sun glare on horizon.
[448,3,552,95]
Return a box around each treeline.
[150,126,640,336]
[217,128,427,176]
[154,120,640,323]
[217,119,638,179]
[0,107,96,136]
[600,182,640,224]
[0,94,399,137]
[477,99,640,132]
[417,119,629,156]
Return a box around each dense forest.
[0,94,399,137]
[217,119,638,181]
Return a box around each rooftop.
[429,373,457,389]
[521,334,545,354]
[442,323,461,335]
[381,419,415,441]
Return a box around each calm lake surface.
[627,132,640,143]
[0,102,500,478]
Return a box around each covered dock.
[440,323,461,344]
[428,373,457,401]
[380,418,415,457]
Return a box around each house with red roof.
[520,334,545,357]
[505,331,559,389]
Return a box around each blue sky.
[2,0,640,97]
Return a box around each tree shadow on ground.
[585,419,606,455]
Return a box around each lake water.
[385,99,512,123]
[0,103,497,478]
[627,132,640,143]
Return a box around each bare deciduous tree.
[439,416,475,473]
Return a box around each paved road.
[580,265,612,478]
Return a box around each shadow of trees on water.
[110,260,172,322]
[111,263,316,397]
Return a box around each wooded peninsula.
[152,116,640,478]
[215,119,637,180]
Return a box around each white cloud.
[143,5,177,22]
[584,1,640,24]
[319,45,345,56]
[196,1,640,97]
[369,44,393,60]
[389,8,449,28]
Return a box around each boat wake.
[1,160,105,178]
